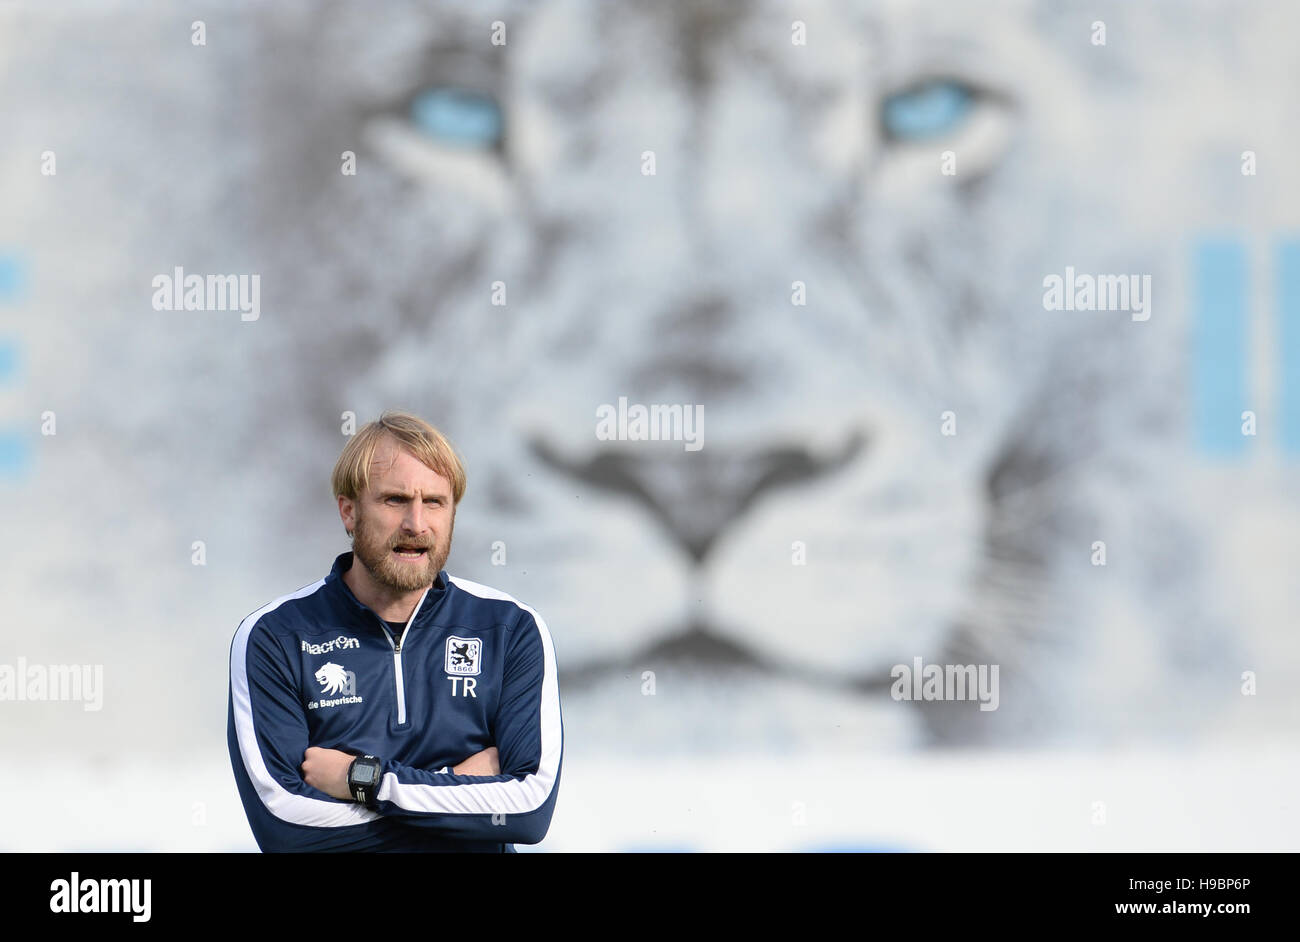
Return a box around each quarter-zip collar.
[324,551,449,631]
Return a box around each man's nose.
[401,502,429,535]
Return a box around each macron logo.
[50,872,151,923]
[301,635,360,655]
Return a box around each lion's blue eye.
[409,87,503,149]
[881,80,974,141]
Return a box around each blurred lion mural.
[2,0,1296,763]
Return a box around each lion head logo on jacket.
[315,662,350,697]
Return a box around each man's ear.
[337,494,355,536]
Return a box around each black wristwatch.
[347,755,383,805]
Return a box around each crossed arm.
[301,745,501,799]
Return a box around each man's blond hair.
[331,411,467,505]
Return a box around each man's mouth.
[392,545,429,560]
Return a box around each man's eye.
[408,86,503,150]
[880,78,976,142]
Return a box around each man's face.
[342,439,455,593]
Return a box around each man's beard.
[351,506,453,592]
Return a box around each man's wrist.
[346,754,383,805]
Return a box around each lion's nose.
[528,432,867,563]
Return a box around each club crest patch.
[444,636,482,676]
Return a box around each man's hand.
[453,746,500,776]
[301,746,356,800]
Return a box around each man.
[227,411,563,852]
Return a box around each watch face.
[353,761,379,786]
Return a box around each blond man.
[228,412,563,852]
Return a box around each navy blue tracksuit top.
[227,551,563,852]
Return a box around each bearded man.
[227,411,563,852]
